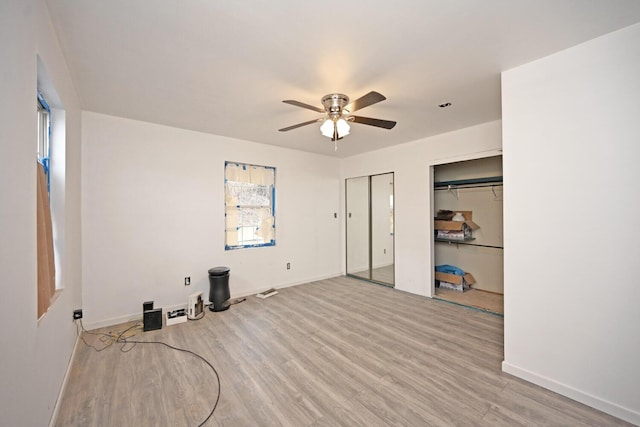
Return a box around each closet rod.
[434,176,503,189]
[434,182,503,191]
[435,239,504,249]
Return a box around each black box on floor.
[143,308,162,331]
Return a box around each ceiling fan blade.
[282,100,324,113]
[350,115,397,129]
[345,91,386,113]
[278,118,322,132]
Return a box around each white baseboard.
[234,272,343,299]
[502,361,639,426]
[83,313,144,330]
[49,334,81,427]
[83,272,343,330]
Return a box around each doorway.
[346,172,395,286]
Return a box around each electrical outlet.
[185,277,191,286]
[73,309,83,320]
[286,262,290,270]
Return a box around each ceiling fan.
[279,91,396,150]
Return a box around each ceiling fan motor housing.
[322,93,350,120]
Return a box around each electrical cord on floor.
[75,319,143,352]
[118,337,221,427]
[74,318,221,426]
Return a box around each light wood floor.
[435,288,504,315]
[56,276,630,426]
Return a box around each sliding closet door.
[371,173,394,284]
[346,176,370,280]
[346,173,395,286]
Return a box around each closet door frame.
[427,149,502,297]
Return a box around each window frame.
[37,92,51,193]
[224,161,276,250]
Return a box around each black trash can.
[208,267,231,312]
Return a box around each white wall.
[0,1,83,425]
[81,112,341,327]
[341,120,503,296]
[502,23,640,424]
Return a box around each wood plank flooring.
[55,276,630,426]
[435,288,504,315]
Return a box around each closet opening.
[431,155,503,315]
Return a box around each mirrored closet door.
[346,173,395,286]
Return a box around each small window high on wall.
[37,92,50,191]
[225,162,276,250]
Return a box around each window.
[36,92,55,318]
[225,162,276,249]
[37,92,50,191]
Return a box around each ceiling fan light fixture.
[320,119,334,138]
[336,118,350,137]
[320,118,350,139]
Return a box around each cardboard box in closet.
[435,271,476,292]
[434,210,479,241]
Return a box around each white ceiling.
[46,1,640,158]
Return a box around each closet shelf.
[434,176,503,189]
[435,238,504,249]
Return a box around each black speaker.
[143,308,162,331]
[208,267,231,312]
